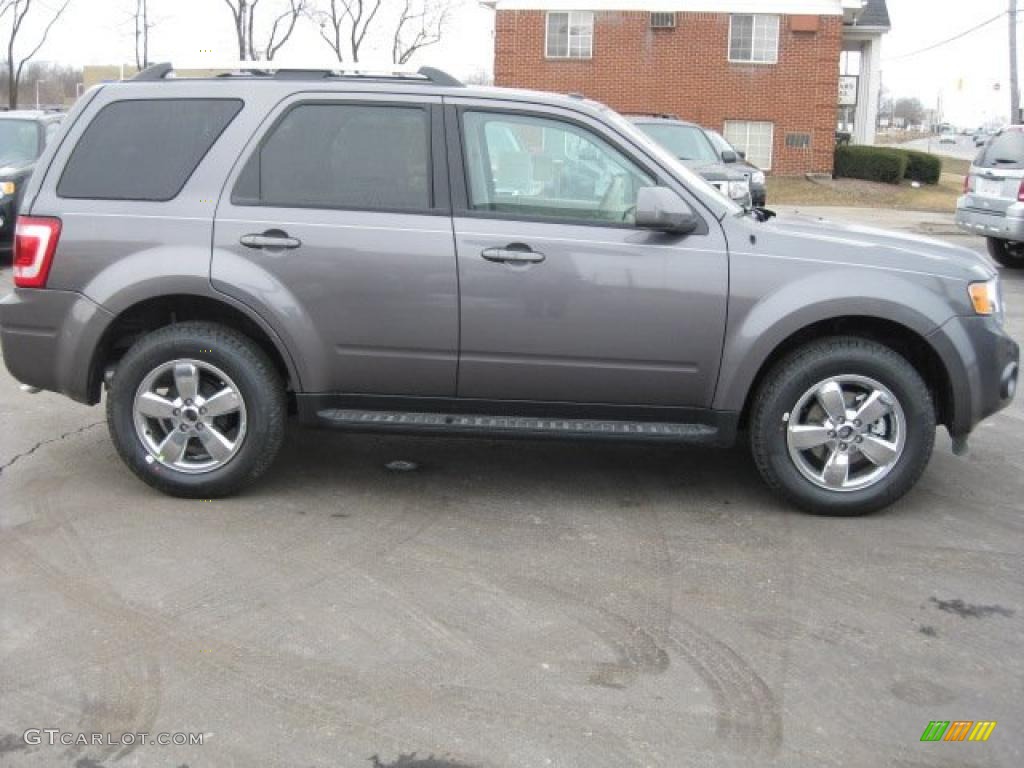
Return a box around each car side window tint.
[58,99,242,201]
[233,103,431,212]
[461,111,654,225]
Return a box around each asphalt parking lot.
[1,214,1021,768]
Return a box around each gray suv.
[1,63,1018,515]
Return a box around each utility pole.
[1012,0,1021,123]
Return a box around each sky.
[14,0,1024,127]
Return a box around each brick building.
[487,1,890,175]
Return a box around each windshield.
[635,122,721,164]
[977,131,1024,169]
[602,109,743,214]
[705,130,733,155]
[0,119,41,166]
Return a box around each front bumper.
[928,314,1019,438]
[0,288,114,404]
[955,200,1024,241]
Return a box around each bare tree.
[344,0,380,63]
[133,0,152,70]
[392,0,453,65]
[222,0,306,62]
[310,0,381,63]
[310,0,345,61]
[221,0,250,59]
[2,0,72,109]
[258,0,305,60]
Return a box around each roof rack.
[131,61,463,87]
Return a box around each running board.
[316,408,720,443]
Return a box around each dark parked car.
[0,63,1017,514]
[702,128,767,207]
[628,116,752,207]
[0,111,63,254]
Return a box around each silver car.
[956,127,1024,268]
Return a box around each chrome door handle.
[481,247,545,264]
[240,231,302,250]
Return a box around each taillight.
[963,173,972,194]
[13,216,61,288]
[1018,179,1024,203]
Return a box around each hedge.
[897,149,943,184]
[834,145,909,185]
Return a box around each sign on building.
[839,75,858,107]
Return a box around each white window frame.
[723,120,775,170]
[545,11,594,60]
[728,14,780,65]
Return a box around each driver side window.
[462,111,654,225]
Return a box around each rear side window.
[977,131,1024,169]
[58,99,242,201]
[232,103,431,212]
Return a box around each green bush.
[897,149,942,184]
[834,145,908,185]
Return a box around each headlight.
[0,181,14,199]
[727,180,750,200]
[968,279,1001,316]
[751,171,766,185]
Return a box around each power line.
[883,11,1007,61]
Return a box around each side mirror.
[721,150,738,163]
[635,187,699,234]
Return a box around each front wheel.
[750,337,935,515]
[106,322,286,498]
[986,237,1024,269]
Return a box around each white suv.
[957,127,1024,268]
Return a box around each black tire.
[106,322,286,498]
[750,337,935,516]
[986,237,1024,269]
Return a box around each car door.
[212,93,458,396]
[447,100,729,407]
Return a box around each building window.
[650,12,676,29]
[728,14,779,64]
[724,121,774,170]
[546,11,594,59]
[785,133,811,149]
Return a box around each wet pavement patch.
[929,597,1015,619]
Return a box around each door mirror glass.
[721,149,738,163]
[635,187,699,234]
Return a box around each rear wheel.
[106,322,286,498]
[986,237,1024,268]
[750,337,935,515]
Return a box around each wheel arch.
[88,293,302,404]
[732,315,955,431]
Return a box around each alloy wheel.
[786,375,906,492]
[132,359,247,474]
